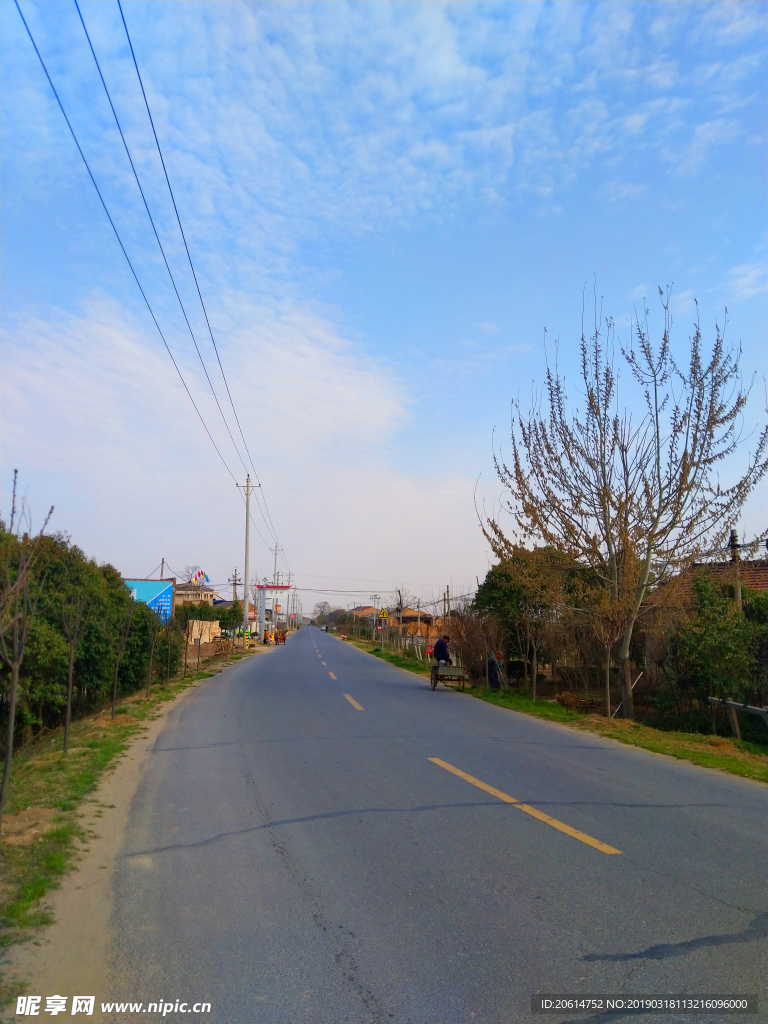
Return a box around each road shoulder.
[0,649,273,1018]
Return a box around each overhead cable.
[117,0,285,555]
[74,0,252,481]
[15,1,238,486]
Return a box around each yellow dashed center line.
[344,694,364,710]
[428,758,621,855]
[322,661,327,666]
[329,671,337,680]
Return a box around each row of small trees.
[459,552,767,735]
[0,480,245,821]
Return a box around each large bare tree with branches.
[486,290,767,719]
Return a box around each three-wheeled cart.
[430,664,468,691]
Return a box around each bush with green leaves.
[1,530,164,753]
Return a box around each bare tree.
[591,593,626,719]
[61,591,89,754]
[486,290,767,718]
[0,472,53,821]
[312,601,331,622]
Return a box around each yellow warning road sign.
[378,609,388,618]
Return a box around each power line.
[77,4,286,561]
[117,0,286,558]
[15,1,239,486]
[75,0,252,481]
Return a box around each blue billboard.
[125,580,174,621]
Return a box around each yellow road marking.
[329,671,337,680]
[428,758,621,855]
[344,693,364,710]
[322,661,327,665]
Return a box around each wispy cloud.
[4,0,764,296]
[604,182,647,203]
[727,262,767,302]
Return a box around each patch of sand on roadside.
[1,808,60,848]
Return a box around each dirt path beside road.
[1,645,275,1022]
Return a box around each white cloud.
[668,117,742,175]
[727,262,767,302]
[1,296,491,597]
[604,181,647,203]
[5,0,764,295]
[475,321,500,335]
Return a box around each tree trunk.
[605,647,611,719]
[0,661,20,821]
[111,659,120,719]
[531,648,538,700]
[64,642,76,755]
[621,656,635,720]
[146,636,156,698]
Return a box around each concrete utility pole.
[272,544,282,585]
[160,558,165,580]
[229,569,242,603]
[730,529,743,613]
[238,476,251,646]
[258,577,267,641]
[370,594,380,640]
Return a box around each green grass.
[347,638,432,675]
[2,822,77,945]
[571,717,768,783]
[468,687,584,722]
[0,652,248,955]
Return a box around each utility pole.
[236,476,251,648]
[272,544,282,585]
[370,593,380,643]
[160,557,165,580]
[229,569,242,603]
[730,529,743,613]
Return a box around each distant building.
[174,582,218,611]
[187,620,221,645]
[351,604,433,635]
[688,559,767,593]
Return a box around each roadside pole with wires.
[238,476,251,648]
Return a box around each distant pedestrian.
[487,652,503,689]
[433,635,452,666]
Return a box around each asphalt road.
[110,627,767,1023]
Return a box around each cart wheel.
[430,668,438,690]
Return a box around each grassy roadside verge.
[0,650,251,957]
[342,639,767,784]
[346,638,432,676]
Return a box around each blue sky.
[2,1,766,609]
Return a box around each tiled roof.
[689,560,767,592]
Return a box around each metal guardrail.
[706,697,768,729]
